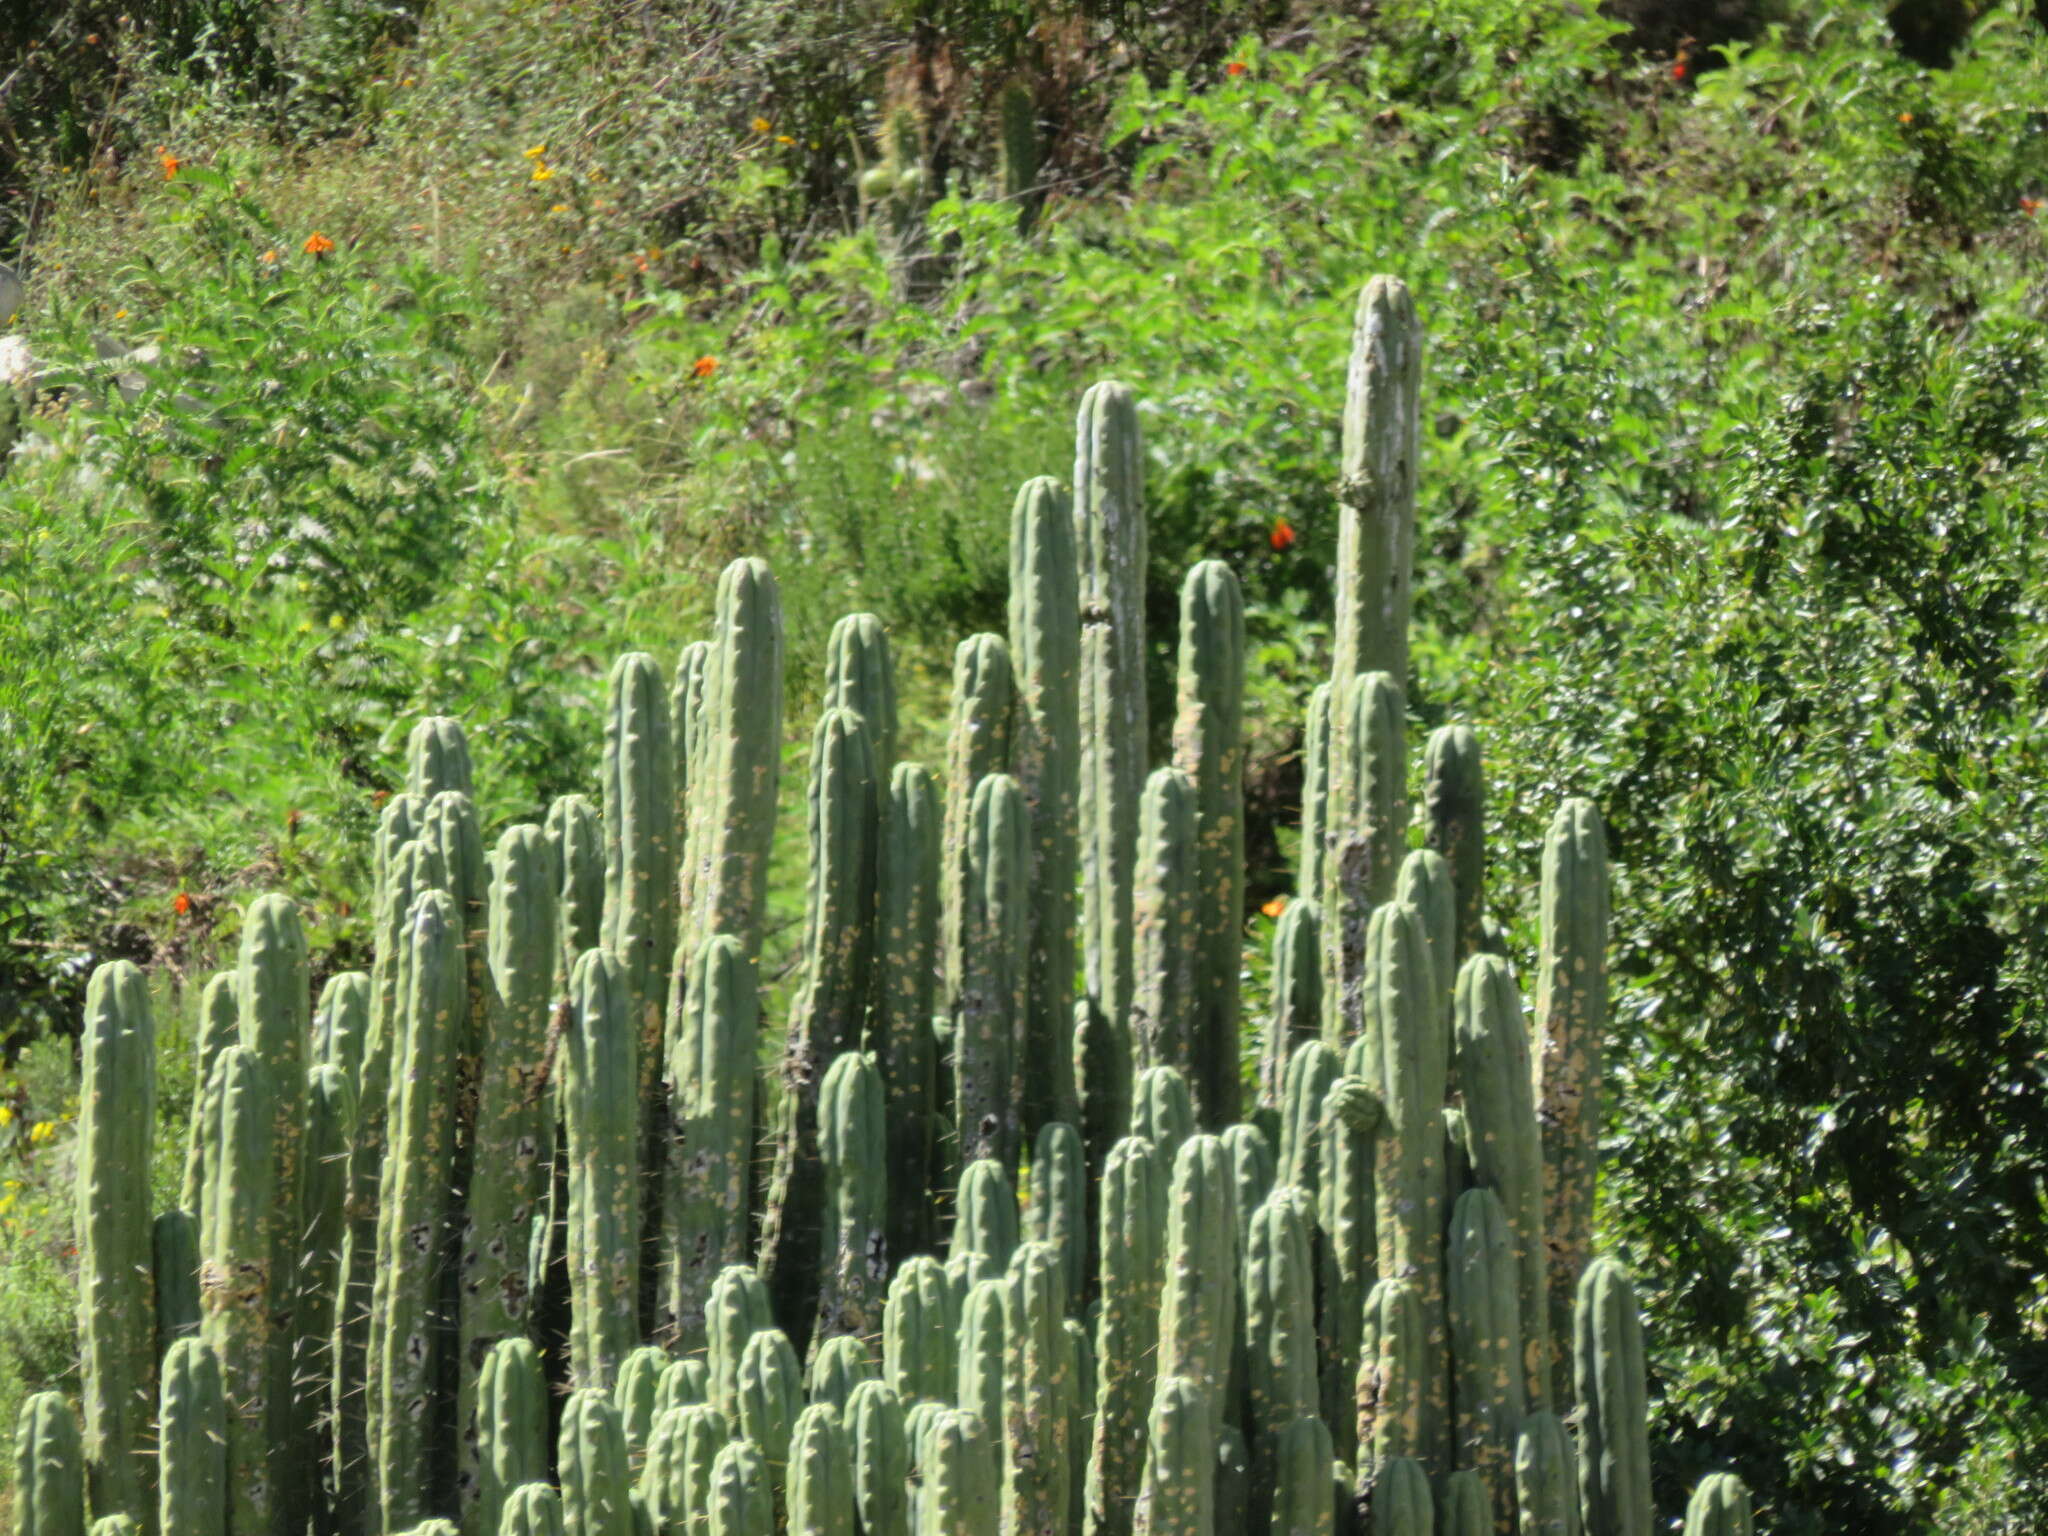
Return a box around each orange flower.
[1226,61,1247,77]
[1898,112,1914,125]
[370,788,391,808]
[173,892,192,916]
[1260,895,1289,919]
[303,231,335,256]
[1269,516,1296,552]
[2024,197,2044,215]
[259,248,279,264]
[157,146,179,179]
[693,356,717,379]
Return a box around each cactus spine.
[1574,1259,1650,1536]
[1683,1474,1753,1536]
[152,1211,200,1355]
[14,1394,85,1536]
[705,1440,773,1536]
[1171,560,1245,1126]
[641,1404,723,1536]
[1008,476,1082,1136]
[559,1390,635,1536]
[562,948,640,1390]
[77,960,156,1527]
[876,761,942,1259]
[476,1339,549,1536]
[953,772,1029,1171]
[814,1051,888,1347]
[1129,767,1198,1091]
[1536,800,1609,1402]
[299,1060,355,1519]
[156,1338,224,1536]
[1422,726,1484,965]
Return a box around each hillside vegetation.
[5,1,2048,1530]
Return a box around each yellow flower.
[751,116,771,133]
[0,1105,12,1127]
[524,143,548,159]
[328,613,345,630]
[29,1121,56,1145]
[114,308,128,319]
[775,135,794,147]
[550,203,568,214]
[532,164,555,182]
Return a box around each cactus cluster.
[40,276,1765,1536]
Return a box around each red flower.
[173,892,191,916]
[1672,61,1687,81]
[1226,61,1247,78]
[1269,517,1296,552]
[693,356,718,379]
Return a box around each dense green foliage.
[5,1,2048,1531]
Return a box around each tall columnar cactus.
[678,556,784,966]
[501,1485,567,1536]
[806,1335,876,1413]
[1333,274,1421,701]
[814,1051,888,1348]
[1536,799,1610,1404]
[1128,1066,1194,1160]
[735,1328,803,1481]
[1027,1121,1087,1305]
[939,636,1016,985]
[408,716,474,800]
[315,969,372,1081]
[786,1403,855,1536]
[1324,673,1406,1043]
[1262,900,1322,1113]
[1276,1041,1340,1197]
[824,611,898,777]
[1269,1415,1334,1536]
[1316,1075,1380,1467]
[672,639,713,835]
[1171,559,1246,1126]
[299,1060,355,1514]
[1008,476,1081,1137]
[1441,1471,1489,1536]
[562,948,640,1391]
[760,707,879,1351]
[602,650,678,1324]
[654,1359,711,1420]
[1001,1240,1075,1536]
[663,935,760,1355]
[706,1439,773,1536]
[1083,1134,1165,1536]
[1447,1187,1524,1522]
[1156,1133,1238,1446]
[1073,380,1146,1174]
[1369,1457,1433,1536]
[1514,1411,1582,1536]
[641,1403,725,1536]
[955,1279,1007,1437]
[1297,683,1331,902]
[546,795,606,991]
[14,1393,85,1536]
[1422,726,1485,965]
[705,1264,772,1424]
[848,1380,910,1536]
[157,1338,224,1536]
[998,80,1041,232]
[180,971,239,1214]
[614,1344,668,1462]
[372,890,465,1529]
[1394,850,1455,1027]
[1454,953,1549,1409]
[152,1211,200,1354]
[877,761,941,1258]
[1241,1188,1317,1530]
[559,1390,635,1536]
[1129,767,1198,1091]
[77,960,156,1527]
[884,1256,959,1406]
[201,1044,278,1536]
[1683,1474,1752,1536]
[476,1339,550,1536]
[919,1408,999,1536]
[1574,1259,1650,1536]
[1356,1278,1426,1489]
[949,1157,1020,1285]
[953,772,1029,1171]
[1131,1377,1211,1536]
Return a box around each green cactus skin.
[398,1521,463,1536]
[1355,1278,1426,1490]
[1222,1123,1276,1257]
[1242,1189,1317,1531]
[315,970,372,1082]
[1083,1134,1165,1536]
[1297,684,1332,905]
[1360,900,1447,1473]
[1447,1188,1524,1522]
[1129,1067,1194,1161]
[180,972,240,1215]
[806,1334,877,1413]
[1421,727,1484,969]
[919,1408,999,1536]
[1263,901,1323,1114]
[89,1516,140,1536]
[1513,1412,1581,1536]
[1574,1260,1650,1536]
[999,81,1042,233]
[848,1380,909,1536]
[678,556,784,968]
[1129,767,1198,1091]
[1270,1416,1334,1536]
[152,1210,200,1355]
[475,1339,549,1536]
[421,788,488,1022]
[372,890,465,1530]
[1536,800,1609,1405]
[1156,1133,1237,1448]
[1394,850,1455,1031]
[654,1360,710,1419]
[560,1390,635,1536]
[602,652,679,1331]
[14,1394,85,1536]
[1026,1122,1087,1305]
[877,762,942,1259]
[1276,1042,1340,1197]
[408,716,475,801]
[1440,1470,1488,1536]
[500,1485,567,1536]
[299,1060,355,1522]
[1006,477,1082,1139]
[955,1279,1007,1438]
[1063,1319,1093,1533]
[1170,560,1246,1127]
[1074,380,1147,1167]
[884,1256,959,1406]
[1131,1376,1211,1536]
[1441,1108,1473,1210]
[545,795,607,993]
[640,1403,724,1536]
[1000,1241,1074,1536]
[1453,954,1549,1410]
[950,1158,1020,1284]
[563,948,640,1391]
[1323,674,1407,1045]
[671,640,713,837]
[760,707,879,1353]
[1316,1076,1381,1469]
[613,1344,671,1466]
[77,961,156,1527]
[787,1403,855,1536]
[200,1044,277,1536]
[705,1439,774,1536]
[736,1328,802,1485]
[1683,1474,1752,1536]
[825,612,898,776]
[1367,1456,1432,1536]
[157,1338,224,1536]
[663,935,759,1355]
[705,1266,772,1425]
[951,771,1030,1171]
[1333,274,1422,701]
[814,1052,888,1349]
